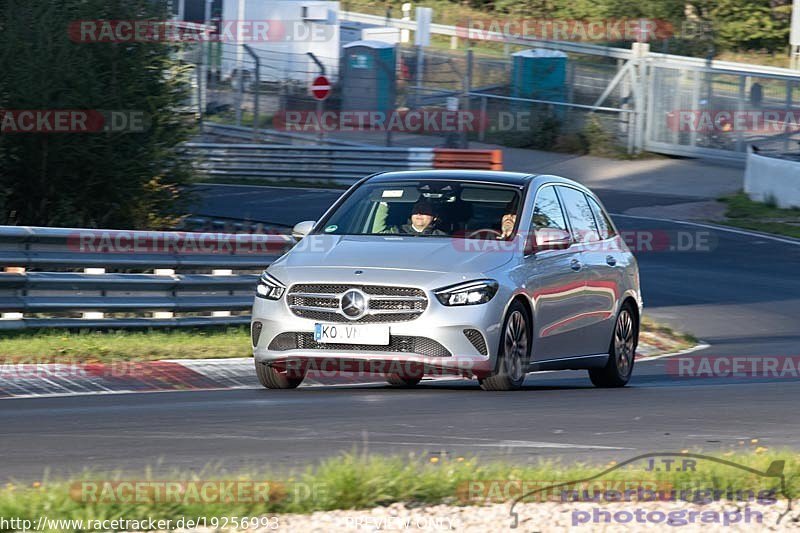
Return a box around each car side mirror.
[292,220,316,240]
[535,228,572,251]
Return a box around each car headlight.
[434,279,498,306]
[256,271,286,300]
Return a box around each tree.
[685,0,791,53]
[0,0,195,229]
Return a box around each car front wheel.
[386,373,423,387]
[589,303,638,388]
[255,361,306,389]
[479,301,531,391]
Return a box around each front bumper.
[251,289,508,378]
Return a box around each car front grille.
[287,284,427,323]
[267,332,452,358]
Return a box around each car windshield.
[316,180,522,239]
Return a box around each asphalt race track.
[1,184,799,481]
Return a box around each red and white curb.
[0,358,392,399]
[0,338,705,400]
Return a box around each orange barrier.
[432,149,503,171]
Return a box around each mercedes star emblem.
[341,289,367,319]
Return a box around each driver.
[383,199,446,236]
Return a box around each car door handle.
[605,255,617,267]
[570,259,582,271]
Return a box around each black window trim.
[312,177,529,238]
[525,183,572,256]
[585,192,620,241]
[552,183,611,246]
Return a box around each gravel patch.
[159,501,798,532]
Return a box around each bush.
[0,0,196,229]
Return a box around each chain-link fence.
[647,63,800,157]
[189,36,800,159]
[197,44,340,133]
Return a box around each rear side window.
[530,186,568,232]
[556,186,600,243]
[587,196,616,240]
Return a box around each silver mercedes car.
[251,170,642,391]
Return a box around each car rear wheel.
[479,301,530,391]
[255,361,306,389]
[386,373,423,387]
[589,303,638,388]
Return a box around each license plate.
[314,323,390,345]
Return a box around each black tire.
[479,301,531,391]
[589,302,638,388]
[386,373,423,387]
[255,361,305,389]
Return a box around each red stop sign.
[311,75,331,101]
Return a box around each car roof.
[364,170,596,198]
[366,170,536,186]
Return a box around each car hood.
[270,234,516,278]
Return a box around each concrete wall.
[744,149,800,208]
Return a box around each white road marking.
[637,342,710,362]
[612,213,800,246]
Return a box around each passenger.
[497,201,518,239]
[383,199,446,236]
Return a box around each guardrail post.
[83,268,106,320]
[153,268,176,320]
[212,269,233,317]
[1,266,24,320]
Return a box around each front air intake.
[463,329,488,355]
[251,321,263,347]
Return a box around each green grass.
[0,327,251,363]
[0,451,795,530]
[719,192,800,239]
[639,317,698,354]
[0,318,695,364]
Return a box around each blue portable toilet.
[511,49,567,103]
[341,41,397,115]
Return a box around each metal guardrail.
[184,142,505,183]
[184,143,436,184]
[0,226,293,330]
[202,122,369,147]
